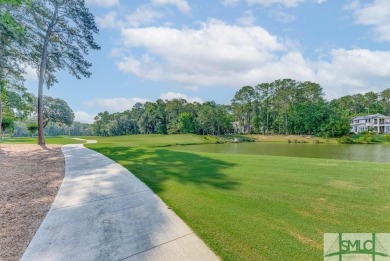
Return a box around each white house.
[350,114,390,134]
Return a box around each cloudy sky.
[24,0,390,123]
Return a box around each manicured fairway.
[86,136,390,260]
[80,134,217,147]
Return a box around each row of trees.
[14,121,93,137]
[92,79,390,138]
[231,79,346,137]
[231,79,390,137]
[93,100,233,136]
[2,94,77,137]
[5,78,389,138]
[0,0,99,144]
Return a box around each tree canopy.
[26,0,100,144]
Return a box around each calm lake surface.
[173,142,390,163]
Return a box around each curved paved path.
[22,144,219,261]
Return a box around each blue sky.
[24,0,390,123]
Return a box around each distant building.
[232,121,242,134]
[350,114,390,134]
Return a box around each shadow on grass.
[92,146,240,193]
[2,137,36,144]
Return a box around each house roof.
[351,114,390,120]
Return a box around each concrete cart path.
[22,144,219,261]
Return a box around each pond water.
[172,142,390,163]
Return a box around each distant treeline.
[94,101,233,136]
[93,79,390,137]
[10,79,388,138]
[14,121,93,137]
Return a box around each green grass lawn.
[86,135,390,260]
[0,136,85,144]
[80,134,218,147]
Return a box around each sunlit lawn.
[80,134,218,147]
[87,135,390,260]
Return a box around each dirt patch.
[0,144,65,261]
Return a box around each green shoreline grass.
[85,135,390,260]
[246,134,390,145]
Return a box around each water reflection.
[172,143,390,163]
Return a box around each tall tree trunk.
[284,106,288,135]
[0,37,4,140]
[37,44,48,145]
[0,80,3,140]
[285,110,288,135]
[37,5,58,145]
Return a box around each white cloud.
[74,111,96,124]
[24,64,38,81]
[96,6,164,29]
[344,0,360,10]
[85,97,149,113]
[221,0,241,7]
[126,6,164,27]
[316,48,390,98]
[236,10,256,26]
[115,19,390,99]
[353,0,390,41]
[160,92,203,103]
[152,0,191,13]
[85,0,119,7]
[246,0,304,7]
[96,12,118,29]
[118,20,286,87]
[221,0,326,8]
[269,8,296,23]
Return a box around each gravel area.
[0,144,65,261]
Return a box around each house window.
[374,119,378,124]
[380,119,384,124]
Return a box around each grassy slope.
[87,135,390,261]
[1,136,85,145]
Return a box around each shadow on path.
[22,145,220,261]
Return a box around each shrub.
[385,134,390,142]
[356,133,378,144]
[338,136,354,144]
[27,123,38,137]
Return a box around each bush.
[358,133,377,144]
[27,123,38,137]
[385,134,390,142]
[338,136,354,144]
